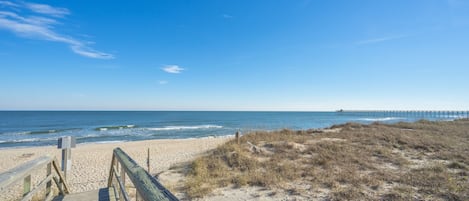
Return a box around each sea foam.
[147,125,223,131]
[95,125,136,131]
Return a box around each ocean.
[0,111,465,148]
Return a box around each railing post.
[136,190,141,201]
[46,162,52,197]
[147,148,150,173]
[120,164,125,201]
[52,158,70,194]
[121,165,125,189]
[112,147,179,201]
[0,155,72,200]
[23,175,31,198]
[58,136,76,181]
[112,156,121,200]
[108,153,117,190]
[116,160,119,174]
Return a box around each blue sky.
[1,0,468,111]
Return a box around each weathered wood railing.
[0,155,70,201]
[108,148,179,201]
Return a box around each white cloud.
[0,1,113,59]
[356,35,407,45]
[24,2,70,17]
[0,1,19,7]
[70,45,114,59]
[162,65,184,74]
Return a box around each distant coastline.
[0,111,467,148]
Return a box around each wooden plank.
[107,154,116,187]
[21,174,53,201]
[53,188,116,201]
[118,162,125,191]
[107,186,117,201]
[136,190,142,201]
[52,158,70,194]
[0,155,52,192]
[45,190,55,201]
[23,175,31,198]
[113,147,179,201]
[112,166,130,201]
[1,155,72,201]
[53,176,65,195]
[111,177,120,200]
[46,162,52,197]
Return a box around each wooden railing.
[108,147,179,201]
[0,155,70,201]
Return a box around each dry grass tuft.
[184,119,469,200]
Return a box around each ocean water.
[0,111,466,148]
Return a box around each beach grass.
[184,119,469,200]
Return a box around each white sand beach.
[0,137,229,195]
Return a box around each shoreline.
[1,112,466,149]
[1,119,468,200]
[0,137,230,196]
[0,134,235,150]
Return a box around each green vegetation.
[185,119,469,200]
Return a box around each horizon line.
[1,109,468,112]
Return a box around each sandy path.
[0,137,230,194]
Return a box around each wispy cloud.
[158,80,168,85]
[0,1,19,7]
[0,1,113,59]
[222,14,233,19]
[70,45,113,59]
[24,2,70,17]
[162,65,184,74]
[356,35,407,45]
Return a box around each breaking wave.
[1,128,81,135]
[0,137,56,144]
[147,125,223,131]
[95,125,136,131]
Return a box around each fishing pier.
[338,110,469,119]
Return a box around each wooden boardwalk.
[0,148,179,201]
[52,188,115,201]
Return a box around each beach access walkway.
[0,147,179,201]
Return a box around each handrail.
[0,155,70,200]
[108,147,179,201]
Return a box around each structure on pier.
[336,110,469,119]
[0,148,179,201]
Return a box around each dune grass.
[184,119,469,200]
